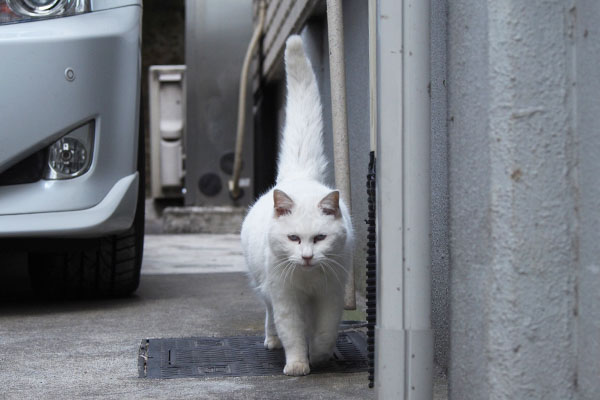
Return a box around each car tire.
[28,115,145,299]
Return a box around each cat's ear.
[319,191,340,218]
[273,189,294,217]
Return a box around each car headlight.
[0,0,90,24]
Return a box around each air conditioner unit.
[149,65,186,199]
[184,0,254,206]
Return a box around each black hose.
[366,151,376,388]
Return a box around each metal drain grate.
[138,331,368,378]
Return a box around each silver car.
[0,0,144,298]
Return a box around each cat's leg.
[271,290,310,376]
[309,294,344,366]
[263,298,282,349]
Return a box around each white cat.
[241,35,354,376]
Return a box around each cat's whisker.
[329,266,345,289]
[322,253,346,263]
[279,262,294,283]
[322,255,350,273]
[283,264,291,286]
[323,252,345,257]
[271,258,289,270]
[283,263,296,288]
[271,264,287,282]
[321,261,344,288]
[274,259,292,270]
[272,264,285,281]
[271,263,286,275]
[320,262,348,280]
[275,262,287,283]
[322,257,349,275]
[271,259,294,284]
[320,265,328,291]
[272,257,294,273]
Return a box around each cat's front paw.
[264,335,282,350]
[283,361,311,376]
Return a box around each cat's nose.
[302,255,313,265]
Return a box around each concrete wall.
[430,0,450,372]
[447,2,494,395]
[447,0,600,398]
[575,1,600,398]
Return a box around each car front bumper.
[0,4,141,237]
[0,172,138,238]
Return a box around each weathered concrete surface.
[142,234,245,274]
[0,275,369,399]
[575,0,600,397]
[0,240,370,399]
[448,0,583,399]
[162,206,246,234]
[0,234,447,399]
[0,235,449,399]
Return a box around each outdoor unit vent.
[149,65,186,199]
[185,0,254,206]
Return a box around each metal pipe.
[375,0,406,394]
[403,0,433,397]
[326,0,355,310]
[229,0,266,200]
[368,0,377,155]
[375,0,432,398]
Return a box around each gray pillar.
[448,1,579,398]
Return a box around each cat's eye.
[288,234,300,243]
[313,234,327,243]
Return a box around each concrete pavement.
[0,234,447,399]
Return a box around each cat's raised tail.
[276,35,328,184]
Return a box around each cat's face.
[268,189,347,271]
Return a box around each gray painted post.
[447,1,587,398]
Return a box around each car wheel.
[28,115,145,299]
